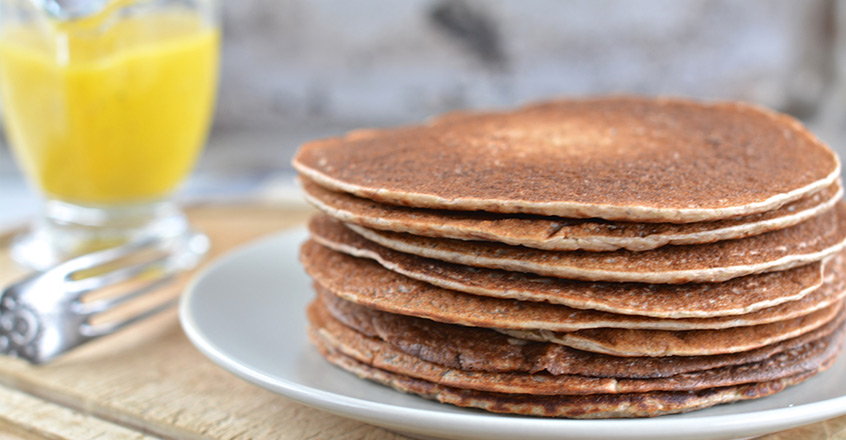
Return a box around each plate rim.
[179,227,846,440]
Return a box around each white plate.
[180,228,846,440]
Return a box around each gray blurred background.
[3,0,846,225]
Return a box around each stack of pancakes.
[292,97,846,418]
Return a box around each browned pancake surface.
[302,241,846,330]
[503,302,843,357]
[309,299,845,395]
[315,339,827,418]
[293,97,839,222]
[342,202,846,283]
[303,177,843,252]
[309,215,825,317]
[319,285,846,378]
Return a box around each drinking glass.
[0,0,220,269]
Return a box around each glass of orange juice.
[0,0,220,269]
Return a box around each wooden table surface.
[0,203,843,440]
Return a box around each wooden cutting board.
[0,202,841,440]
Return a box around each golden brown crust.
[301,240,846,331]
[308,214,826,317]
[293,97,840,223]
[301,177,843,252]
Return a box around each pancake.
[303,242,846,331]
[293,97,840,223]
[501,301,843,357]
[309,215,826,318]
[320,285,846,378]
[322,278,843,357]
[302,177,843,252]
[309,299,845,395]
[315,340,828,418]
[341,201,846,283]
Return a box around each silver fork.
[0,232,209,364]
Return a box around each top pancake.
[293,97,840,223]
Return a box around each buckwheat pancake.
[340,201,846,284]
[303,242,846,331]
[320,285,846,378]
[318,273,842,357]
[315,340,828,418]
[302,177,843,252]
[309,299,845,395]
[293,97,840,223]
[501,301,843,357]
[309,215,826,317]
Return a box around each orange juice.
[0,12,219,204]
